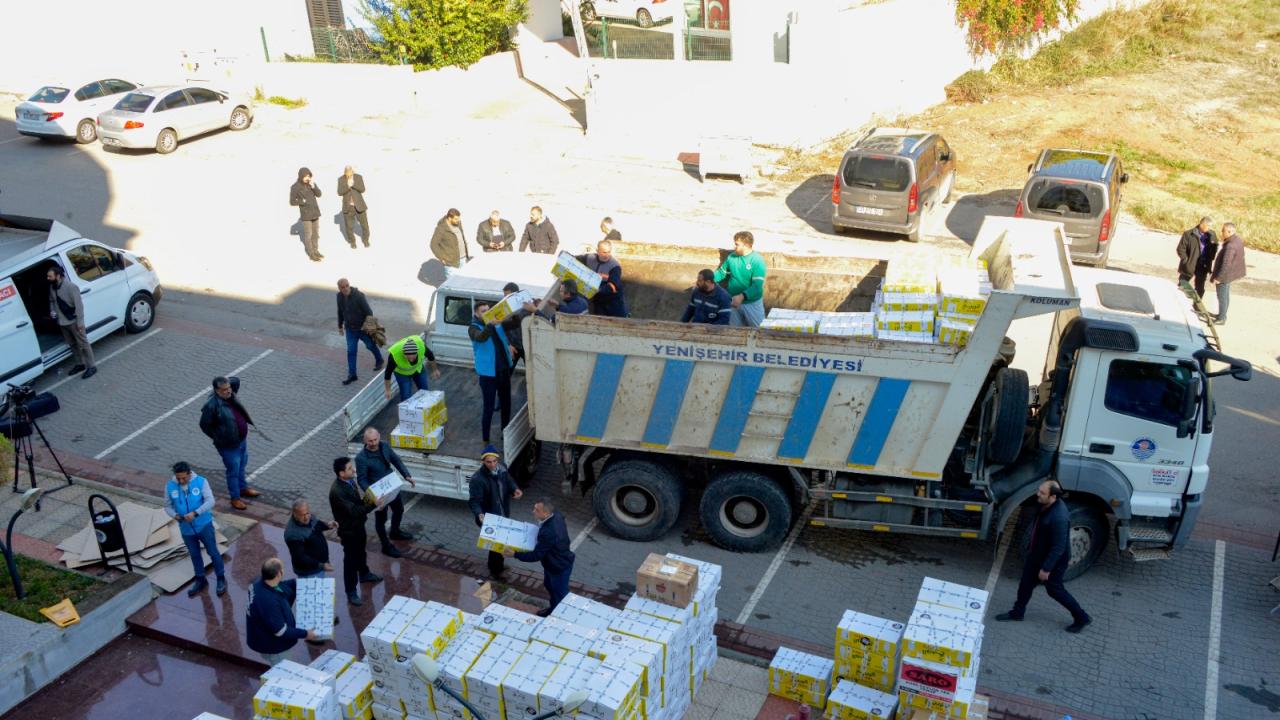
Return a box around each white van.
[1,214,162,387]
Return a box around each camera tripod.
[6,400,73,499]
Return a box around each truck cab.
[425,253,556,364]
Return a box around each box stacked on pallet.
[391,389,447,451]
[833,610,904,693]
[360,595,427,717]
[550,592,623,632]
[825,679,898,720]
[296,577,337,640]
[464,633,530,720]
[768,647,835,710]
[431,626,494,719]
[502,639,568,718]
[253,677,340,720]
[552,251,603,298]
[898,578,989,719]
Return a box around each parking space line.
[0,136,23,145]
[1204,539,1225,720]
[93,349,273,460]
[246,407,343,483]
[569,517,598,552]
[803,194,828,218]
[43,329,164,392]
[735,502,815,625]
[984,507,1020,601]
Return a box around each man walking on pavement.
[477,210,516,253]
[503,498,574,616]
[469,445,522,579]
[285,499,336,579]
[337,165,370,248]
[355,427,418,558]
[469,303,515,444]
[163,461,226,597]
[714,231,767,327]
[995,480,1092,633]
[337,278,384,386]
[290,167,324,261]
[198,376,261,510]
[1176,216,1218,299]
[383,335,442,402]
[519,206,560,254]
[47,264,97,379]
[430,208,471,275]
[329,456,384,606]
[1210,222,1246,325]
[577,239,626,317]
[246,557,320,665]
[681,268,733,325]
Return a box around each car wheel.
[580,1,597,22]
[75,119,97,144]
[155,129,178,154]
[125,292,155,333]
[637,8,654,27]
[229,107,251,131]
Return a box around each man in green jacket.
[383,335,441,402]
[713,230,767,327]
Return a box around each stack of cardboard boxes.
[253,650,373,720]
[552,251,602,298]
[295,577,337,640]
[768,647,836,709]
[935,260,991,348]
[875,257,939,344]
[897,578,988,719]
[391,389,447,451]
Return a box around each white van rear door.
[0,276,44,387]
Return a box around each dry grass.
[780,0,1280,253]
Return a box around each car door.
[184,87,226,134]
[155,89,194,136]
[0,275,44,386]
[61,243,132,339]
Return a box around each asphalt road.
[2,92,1278,720]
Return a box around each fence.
[579,17,731,61]
[297,26,381,64]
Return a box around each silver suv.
[831,128,957,242]
[1016,149,1128,267]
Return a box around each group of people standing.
[1176,216,1247,325]
[428,206,571,272]
[290,166,371,261]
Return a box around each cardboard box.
[917,577,989,617]
[476,514,539,554]
[368,702,402,720]
[295,577,336,641]
[552,251,602,298]
[502,639,567,718]
[253,678,339,720]
[530,615,602,655]
[482,290,534,325]
[769,646,835,708]
[335,662,373,719]
[463,633,528,720]
[898,656,963,703]
[392,601,463,660]
[879,291,939,312]
[363,474,405,507]
[360,596,427,663]
[665,553,722,617]
[817,312,876,339]
[624,594,695,627]
[476,602,543,642]
[591,631,665,709]
[309,650,356,679]
[877,330,935,344]
[549,592,623,632]
[608,609,689,679]
[875,310,935,334]
[826,678,898,720]
[538,651,602,717]
[261,659,337,690]
[636,553,699,608]
[761,317,819,333]
[191,715,232,720]
[883,259,937,294]
[936,316,977,348]
[398,389,447,429]
[903,606,983,671]
[388,424,443,451]
[937,266,989,317]
[580,659,644,720]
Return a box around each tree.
[363,0,529,70]
[954,0,1080,56]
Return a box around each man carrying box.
[328,457,384,606]
[355,427,418,558]
[246,557,320,665]
[468,445,522,579]
[469,303,516,445]
[503,498,575,616]
[576,239,626,317]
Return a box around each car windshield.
[29,86,69,103]
[842,155,911,192]
[1027,179,1105,218]
[115,93,155,113]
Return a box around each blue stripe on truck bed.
[777,371,837,462]
[641,359,695,448]
[708,365,766,455]
[847,378,911,468]
[574,353,628,441]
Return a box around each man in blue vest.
[163,461,227,598]
[469,302,516,444]
[246,557,319,665]
[504,497,575,616]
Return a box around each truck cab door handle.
[1089,443,1114,455]
[16,321,29,328]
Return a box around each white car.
[579,0,678,27]
[96,84,254,154]
[15,79,141,144]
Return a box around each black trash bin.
[88,494,133,573]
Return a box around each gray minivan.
[831,128,957,242]
[1016,149,1128,267]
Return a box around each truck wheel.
[1015,500,1109,581]
[699,471,792,552]
[987,367,1029,464]
[593,459,682,542]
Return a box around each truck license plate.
[854,206,884,216]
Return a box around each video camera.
[1,384,60,440]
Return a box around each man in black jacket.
[290,167,324,261]
[1176,216,1218,299]
[246,558,318,665]
[477,210,516,252]
[198,376,259,510]
[328,456,383,606]
[430,208,471,273]
[519,206,559,254]
[337,166,370,248]
[468,445,522,578]
[995,480,1092,633]
[354,427,418,558]
[284,499,336,578]
[504,498,575,616]
[337,278,383,386]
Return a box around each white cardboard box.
[501,639,567,718]
[295,577,336,640]
[398,389,447,428]
[363,474,405,508]
[477,602,543,642]
[476,514,539,554]
[548,592,622,632]
[530,615,602,655]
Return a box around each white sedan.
[14,79,141,144]
[96,84,254,154]
[579,0,679,27]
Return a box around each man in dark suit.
[505,498,575,617]
[338,166,370,248]
[328,456,383,606]
[468,445,522,578]
[477,210,516,252]
[995,480,1091,633]
[1176,216,1218,299]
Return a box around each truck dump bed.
[525,219,1079,480]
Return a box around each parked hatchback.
[96,84,253,154]
[1016,149,1127,267]
[831,128,957,242]
[15,79,141,144]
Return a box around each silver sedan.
[96,84,254,154]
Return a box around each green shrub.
[363,0,529,71]
[954,0,1080,56]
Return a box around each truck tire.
[1015,500,1109,581]
[699,471,792,552]
[511,439,542,490]
[593,459,682,542]
[987,367,1029,465]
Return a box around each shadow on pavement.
[943,188,1019,245]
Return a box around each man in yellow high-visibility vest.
[382,335,441,402]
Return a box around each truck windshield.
[1103,360,1194,427]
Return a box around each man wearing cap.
[468,445,522,578]
[383,335,442,402]
[163,461,227,598]
[504,498,574,616]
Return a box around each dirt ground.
[780,0,1280,254]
